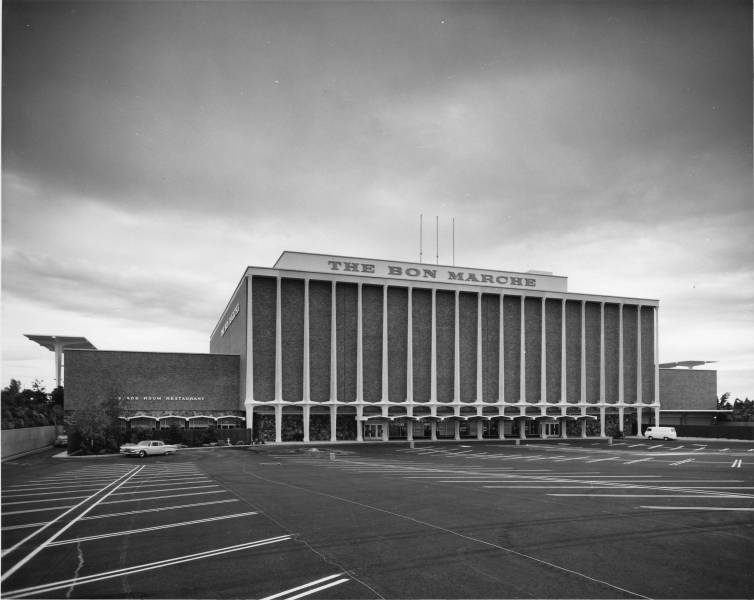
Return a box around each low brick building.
[65,350,241,430]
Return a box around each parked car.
[54,434,68,447]
[119,440,177,457]
[644,426,677,440]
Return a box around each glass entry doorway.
[542,421,560,436]
[363,423,384,440]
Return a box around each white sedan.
[119,440,178,458]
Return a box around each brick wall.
[412,288,432,402]
[660,369,717,410]
[65,350,240,415]
[362,284,383,402]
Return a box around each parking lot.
[2,438,753,598]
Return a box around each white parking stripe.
[4,479,128,491]
[118,479,213,490]
[49,512,258,546]
[4,535,293,598]
[2,505,76,516]
[0,504,241,533]
[259,574,348,600]
[102,490,227,504]
[549,494,753,498]
[110,484,219,496]
[1,466,144,581]
[2,495,91,506]
[82,498,240,521]
[3,484,111,495]
[487,485,753,490]
[641,506,754,511]
[1,466,142,548]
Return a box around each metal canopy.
[659,360,717,369]
[24,334,97,386]
[24,335,96,352]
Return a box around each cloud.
[2,0,751,398]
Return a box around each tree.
[1,379,54,429]
[732,398,754,422]
[67,396,122,453]
[49,386,64,427]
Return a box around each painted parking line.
[1,466,144,581]
[110,484,220,496]
[624,457,653,465]
[671,458,695,466]
[48,511,258,546]
[2,484,112,496]
[548,494,754,498]
[4,535,293,599]
[641,506,754,511]
[117,478,213,490]
[101,490,227,505]
[486,485,754,490]
[2,495,92,506]
[647,444,663,450]
[259,573,350,600]
[2,504,79,516]
[732,459,743,468]
[2,485,219,506]
[2,499,242,531]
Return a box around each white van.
[644,426,677,440]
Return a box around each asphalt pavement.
[2,438,753,599]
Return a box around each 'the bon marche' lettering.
[327,260,536,287]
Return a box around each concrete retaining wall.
[1,426,57,460]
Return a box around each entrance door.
[543,422,560,436]
[363,423,383,440]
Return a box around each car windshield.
[137,441,151,446]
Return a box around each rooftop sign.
[273,252,567,292]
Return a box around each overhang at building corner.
[272,250,569,293]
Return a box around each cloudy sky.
[3,0,752,399]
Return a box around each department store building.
[66,251,661,442]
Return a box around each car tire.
[138,450,146,458]
[663,437,668,440]
[647,435,653,440]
